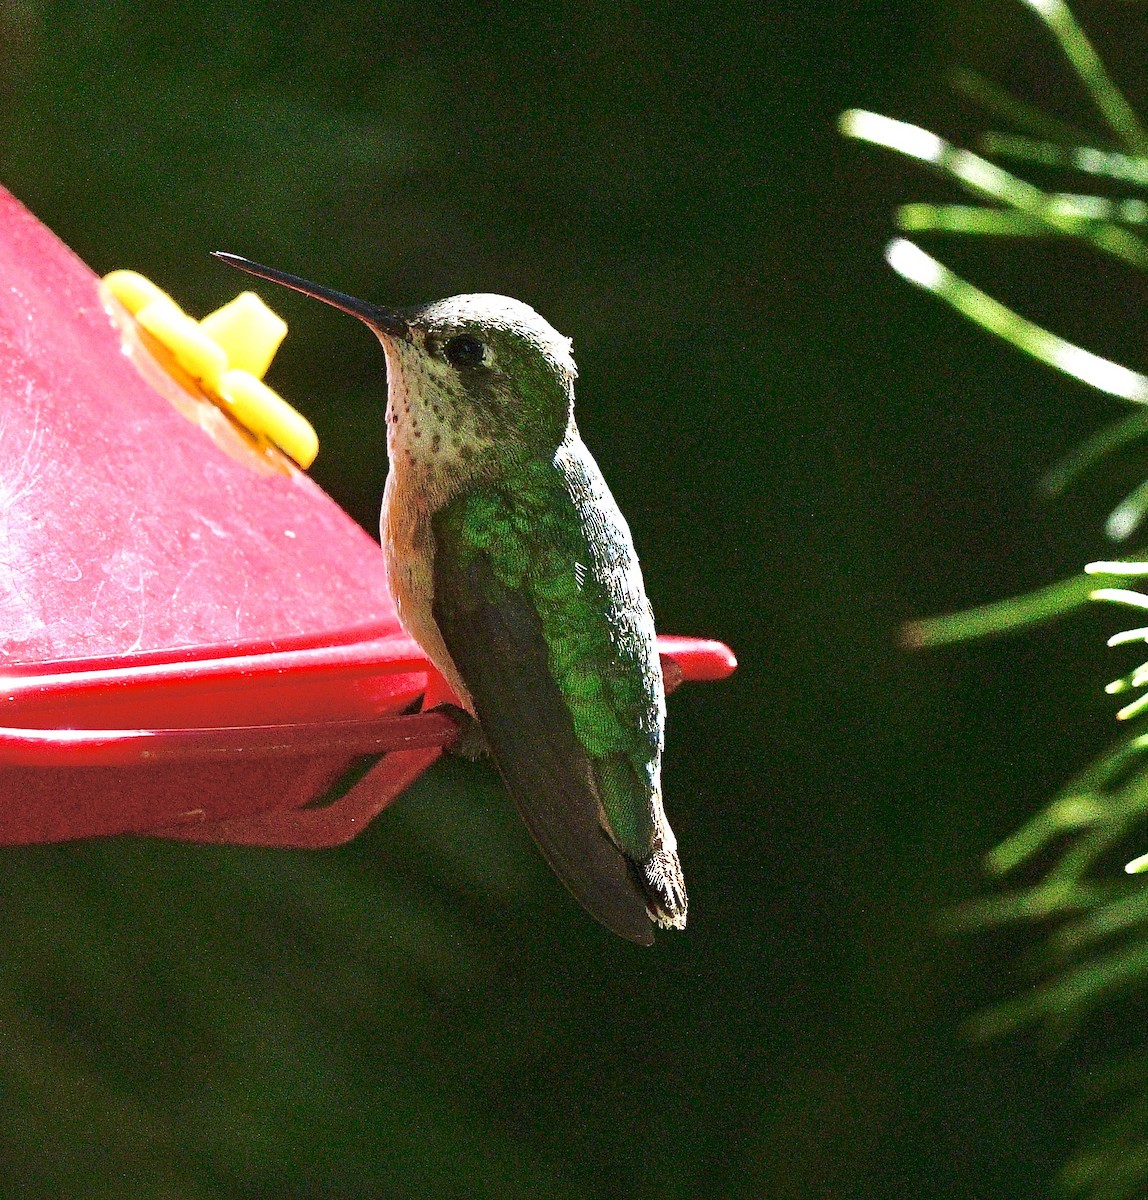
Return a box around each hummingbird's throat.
[380,336,492,483]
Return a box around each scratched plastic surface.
[0,183,442,842]
[0,192,399,670]
[0,184,736,846]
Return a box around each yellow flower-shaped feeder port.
[102,270,319,469]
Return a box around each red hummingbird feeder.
[0,184,736,849]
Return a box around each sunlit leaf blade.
[896,203,1049,236]
[1018,0,1148,154]
[885,238,1148,399]
[1041,410,1148,497]
[951,66,1092,144]
[1107,478,1148,542]
[903,571,1103,649]
[981,132,1148,187]
[841,110,1148,268]
[898,198,1148,237]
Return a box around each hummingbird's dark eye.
[443,334,487,369]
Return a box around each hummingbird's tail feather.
[636,848,687,930]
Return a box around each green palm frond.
[845,3,1148,1194]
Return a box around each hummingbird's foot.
[431,702,490,760]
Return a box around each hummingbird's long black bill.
[212,252,410,339]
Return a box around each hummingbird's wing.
[430,527,657,946]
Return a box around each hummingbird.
[213,252,686,945]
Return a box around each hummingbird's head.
[387,292,578,462]
[212,255,578,480]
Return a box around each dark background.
[3,0,1146,1195]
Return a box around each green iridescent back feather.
[433,443,664,855]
